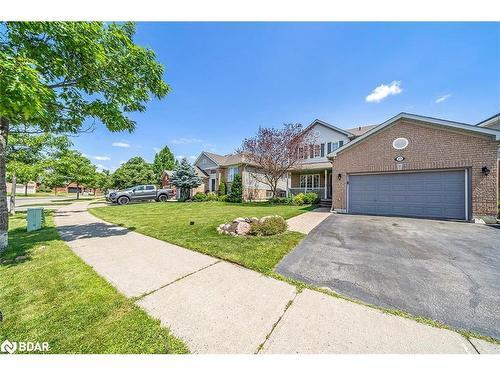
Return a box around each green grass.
[90,201,313,274]
[0,213,188,354]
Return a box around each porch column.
[324,169,328,199]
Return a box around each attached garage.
[329,113,500,223]
[348,170,468,220]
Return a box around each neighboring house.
[192,151,288,200]
[54,183,101,195]
[7,181,37,195]
[328,113,500,223]
[477,113,500,188]
[160,170,177,192]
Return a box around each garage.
[348,170,468,220]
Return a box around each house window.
[314,144,320,157]
[266,190,273,198]
[339,140,344,147]
[327,142,332,154]
[300,174,320,189]
[299,175,307,188]
[227,166,239,182]
[309,145,314,158]
[320,143,325,157]
[298,147,304,159]
[332,142,339,151]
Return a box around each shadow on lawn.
[1,220,57,268]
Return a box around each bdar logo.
[1,340,17,354]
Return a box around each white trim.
[324,169,328,199]
[303,119,354,138]
[328,112,500,158]
[193,151,220,168]
[477,113,500,128]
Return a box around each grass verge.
[0,213,188,354]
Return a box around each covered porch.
[288,162,332,201]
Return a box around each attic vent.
[392,137,409,150]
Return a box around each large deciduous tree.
[0,21,169,250]
[111,157,156,189]
[240,123,312,198]
[170,158,202,201]
[6,133,70,213]
[50,151,97,199]
[153,145,177,183]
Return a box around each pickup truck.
[106,184,175,205]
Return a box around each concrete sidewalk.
[54,202,495,354]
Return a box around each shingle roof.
[346,125,377,137]
[289,161,332,171]
[200,151,255,167]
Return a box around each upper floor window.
[314,144,320,157]
[320,143,325,157]
[298,147,304,159]
[309,145,314,158]
[227,166,239,182]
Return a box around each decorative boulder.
[235,221,251,235]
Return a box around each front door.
[327,172,332,198]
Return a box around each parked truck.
[106,184,175,205]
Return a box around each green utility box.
[27,207,45,232]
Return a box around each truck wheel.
[117,196,130,205]
[158,194,168,202]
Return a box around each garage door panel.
[348,170,466,220]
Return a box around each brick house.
[328,113,500,223]
[192,151,288,200]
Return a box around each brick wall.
[332,119,498,218]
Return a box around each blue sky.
[73,22,500,171]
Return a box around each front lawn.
[90,201,313,274]
[0,213,188,354]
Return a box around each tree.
[111,157,156,189]
[227,174,243,203]
[95,170,112,194]
[0,22,169,250]
[51,151,97,199]
[240,123,313,198]
[170,158,202,201]
[218,179,226,196]
[6,132,70,210]
[153,145,177,183]
[7,161,41,195]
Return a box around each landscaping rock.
[235,221,251,235]
[15,255,28,262]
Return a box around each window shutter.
[320,143,325,157]
[327,142,332,154]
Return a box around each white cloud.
[153,147,161,153]
[366,81,402,103]
[112,141,131,148]
[93,155,110,161]
[435,94,451,103]
[95,164,106,171]
[170,137,203,145]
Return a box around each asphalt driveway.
[277,214,500,339]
